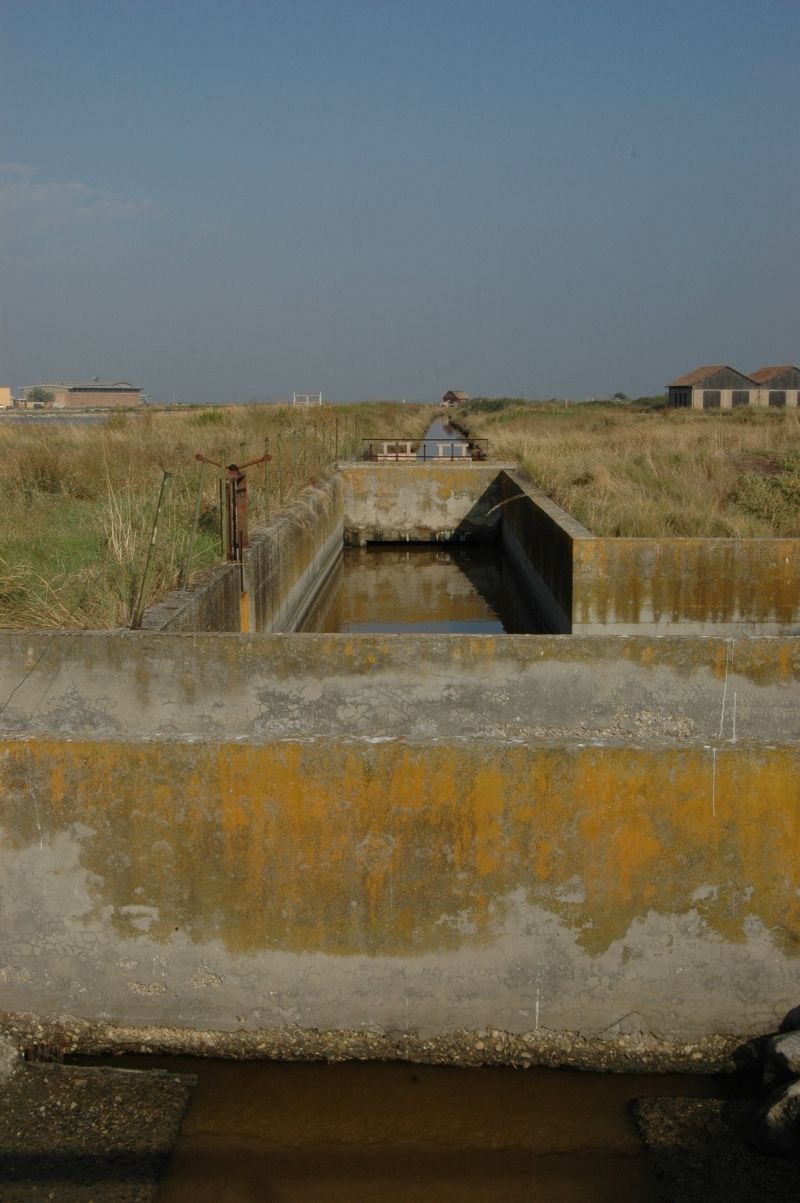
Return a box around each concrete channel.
[1,455,798,1067]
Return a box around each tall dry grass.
[0,402,436,629]
[462,401,800,537]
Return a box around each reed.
[461,401,800,537]
[0,402,436,629]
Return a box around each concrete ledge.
[0,1012,741,1074]
[1,632,796,744]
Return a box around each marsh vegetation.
[461,400,800,538]
[0,403,436,630]
[3,398,799,631]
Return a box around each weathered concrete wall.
[341,463,506,543]
[143,475,342,634]
[141,562,242,633]
[1,632,798,1050]
[498,470,593,633]
[247,475,342,632]
[573,538,800,635]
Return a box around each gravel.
[634,1097,800,1202]
[0,1060,194,1203]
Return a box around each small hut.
[442,390,469,408]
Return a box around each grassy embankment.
[0,403,436,630]
[460,399,800,537]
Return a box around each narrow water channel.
[299,544,543,633]
[86,1056,737,1202]
[418,416,464,456]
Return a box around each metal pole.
[219,447,229,559]
[131,471,171,629]
[264,437,270,522]
[179,459,206,589]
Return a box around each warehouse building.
[667,364,799,409]
[20,379,141,409]
[749,365,800,408]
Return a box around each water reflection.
[299,544,542,634]
[79,1055,738,1203]
[418,417,460,459]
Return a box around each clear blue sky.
[1,0,798,402]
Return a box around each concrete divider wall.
[572,538,800,634]
[247,475,342,632]
[341,463,505,544]
[0,631,798,1054]
[498,470,593,633]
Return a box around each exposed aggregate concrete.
[0,1012,740,1074]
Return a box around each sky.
[1,0,798,403]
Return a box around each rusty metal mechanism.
[195,453,270,563]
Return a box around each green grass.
[0,402,436,629]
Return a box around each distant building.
[442,390,469,408]
[20,379,142,409]
[749,365,800,408]
[667,366,760,410]
[0,386,11,408]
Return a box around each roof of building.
[25,379,140,391]
[667,365,756,388]
[749,365,800,383]
[443,390,469,400]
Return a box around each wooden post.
[131,471,171,629]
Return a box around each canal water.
[299,544,543,634]
[301,414,549,635]
[85,1055,737,1201]
[418,416,465,456]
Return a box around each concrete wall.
[0,631,798,1053]
[144,475,343,634]
[142,562,242,633]
[341,463,505,544]
[247,474,342,632]
[498,470,592,633]
[573,538,800,635]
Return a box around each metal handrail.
[361,437,489,462]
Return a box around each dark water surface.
[85,1056,736,1202]
[299,544,544,634]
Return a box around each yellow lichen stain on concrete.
[2,738,799,960]
[573,538,800,627]
[467,765,505,878]
[49,762,65,814]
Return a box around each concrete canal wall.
[143,475,344,634]
[0,631,798,1054]
[2,460,800,1063]
[143,462,800,637]
[496,470,591,633]
[572,537,800,635]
